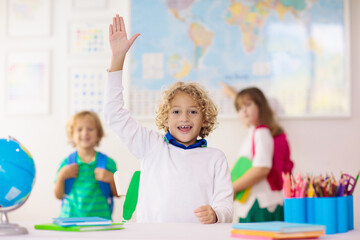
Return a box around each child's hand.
[194,205,217,224]
[219,81,237,100]
[109,14,140,58]
[58,163,78,181]
[94,168,113,183]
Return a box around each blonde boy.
[104,14,233,223]
[54,111,117,219]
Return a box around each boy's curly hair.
[155,81,218,138]
[66,111,104,147]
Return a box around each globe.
[0,137,36,236]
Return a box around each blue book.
[53,217,111,227]
[232,221,325,233]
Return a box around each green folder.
[34,223,124,232]
[123,171,140,221]
[231,156,252,202]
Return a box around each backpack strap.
[62,151,77,207]
[252,125,294,191]
[96,152,114,213]
[251,125,269,158]
[64,151,77,195]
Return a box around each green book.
[231,156,252,202]
[34,223,124,232]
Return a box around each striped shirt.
[56,152,117,219]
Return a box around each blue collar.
[164,132,207,150]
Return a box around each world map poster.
[130,0,349,118]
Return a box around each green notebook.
[34,223,124,232]
[231,156,252,203]
[123,171,140,221]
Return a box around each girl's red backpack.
[252,125,294,190]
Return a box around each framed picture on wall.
[5,51,51,115]
[72,0,107,9]
[69,21,110,55]
[68,67,106,116]
[7,0,51,37]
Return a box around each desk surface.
[3,222,360,240]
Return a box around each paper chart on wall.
[6,52,50,115]
[69,68,106,115]
[69,22,110,55]
[7,0,51,36]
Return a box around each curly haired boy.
[104,15,233,223]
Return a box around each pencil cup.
[336,197,348,233]
[314,197,324,226]
[313,196,353,234]
[319,197,337,234]
[347,195,354,230]
[283,198,306,223]
[306,198,316,224]
[284,196,354,234]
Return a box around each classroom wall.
[0,0,359,227]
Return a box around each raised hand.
[219,81,237,100]
[194,205,217,224]
[109,14,140,71]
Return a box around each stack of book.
[231,221,325,239]
[35,217,124,232]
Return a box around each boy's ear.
[202,120,208,127]
[164,121,169,127]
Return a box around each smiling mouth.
[178,126,192,132]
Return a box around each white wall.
[0,0,359,228]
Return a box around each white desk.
[2,222,360,240]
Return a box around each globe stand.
[0,198,28,236]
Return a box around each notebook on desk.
[231,229,325,239]
[52,217,111,227]
[231,221,325,239]
[34,223,124,232]
[232,221,325,233]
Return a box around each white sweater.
[104,71,233,223]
